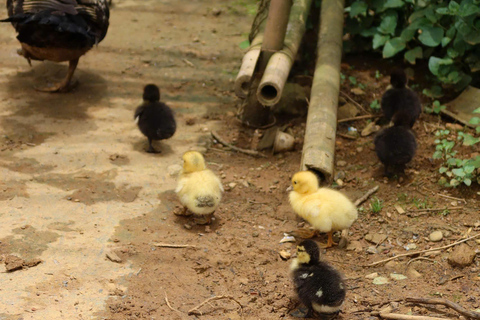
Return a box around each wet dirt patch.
[0,225,60,261]
[47,221,77,232]
[109,154,130,166]
[34,169,142,205]
[0,157,56,174]
[0,180,29,201]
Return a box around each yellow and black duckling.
[134,84,176,153]
[374,125,417,177]
[381,68,421,128]
[175,151,223,225]
[289,171,358,248]
[291,240,346,319]
[1,0,110,92]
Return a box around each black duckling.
[374,125,417,177]
[291,240,346,319]
[381,68,421,128]
[135,84,176,153]
[1,0,110,92]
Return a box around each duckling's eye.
[294,181,297,184]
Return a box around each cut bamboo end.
[234,35,263,98]
[257,51,294,106]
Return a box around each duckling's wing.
[175,178,185,193]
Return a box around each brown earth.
[0,1,479,320]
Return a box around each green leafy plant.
[433,129,480,187]
[345,0,480,90]
[370,99,381,110]
[370,197,383,213]
[424,100,447,114]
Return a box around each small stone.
[405,243,417,251]
[448,244,476,268]
[365,272,378,279]
[167,164,182,177]
[373,276,390,285]
[384,261,398,270]
[429,230,443,242]
[390,273,407,280]
[356,147,363,152]
[106,251,122,263]
[334,171,346,180]
[228,182,237,189]
[5,255,25,272]
[279,250,291,260]
[351,87,365,96]
[346,240,363,252]
[252,231,259,237]
[211,8,222,16]
[423,250,442,257]
[337,160,347,167]
[366,246,378,254]
[361,122,381,137]
[336,179,344,187]
[184,223,192,230]
[406,267,422,279]
[205,226,211,233]
[365,233,387,245]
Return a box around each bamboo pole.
[240,0,292,128]
[300,0,345,182]
[257,0,312,106]
[234,35,263,98]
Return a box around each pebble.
[366,246,378,254]
[429,230,443,242]
[390,273,407,280]
[406,267,422,279]
[106,251,122,263]
[373,276,389,285]
[337,160,347,167]
[252,231,259,237]
[334,171,346,180]
[365,233,387,245]
[184,224,192,230]
[365,272,378,279]
[405,243,417,251]
[448,244,476,267]
[228,182,237,189]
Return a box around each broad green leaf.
[461,133,480,146]
[384,0,404,8]
[448,1,460,12]
[452,168,465,177]
[464,165,476,174]
[428,56,453,76]
[350,1,368,17]
[446,27,456,39]
[470,117,480,125]
[400,27,416,41]
[448,71,461,83]
[447,47,460,58]
[441,37,452,47]
[458,2,480,16]
[419,26,444,47]
[373,34,390,49]
[464,178,472,186]
[436,7,451,15]
[473,107,480,113]
[439,167,448,173]
[405,47,423,64]
[454,73,472,91]
[450,178,460,187]
[383,37,406,58]
[378,11,398,35]
[433,151,443,159]
[239,40,250,49]
[464,31,480,45]
[477,127,480,134]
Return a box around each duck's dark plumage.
[291,240,346,318]
[374,126,417,176]
[135,84,176,153]
[381,68,421,128]
[1,0,109,92]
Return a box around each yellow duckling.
[289,171,357,248]
[175,151,223,224]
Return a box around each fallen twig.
[408,206,463,213]
[373,312,448,320]
[152,243,196,249]
[406,297,480,319]
[164,292,185,319]
[354,186,379,207]
[338,114,381,123]
[211,131,267,158]
[188,295,242,316]
[407,257,436,266]
[436,193,466,203]
[338,133,357,140]
[367,233,480,267]
[339,91,370,115]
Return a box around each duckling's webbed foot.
[193,213,213,225]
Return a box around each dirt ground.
[1,1,479,320]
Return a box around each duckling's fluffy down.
[289,188,358,233]
[176,169,223,215]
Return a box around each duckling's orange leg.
[318,231,338,248]
[35,58,79,93]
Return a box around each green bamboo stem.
[300,0,345,182]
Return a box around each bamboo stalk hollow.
[300,0,345,182]
[234,35,263,98]
[257,0,312,106]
